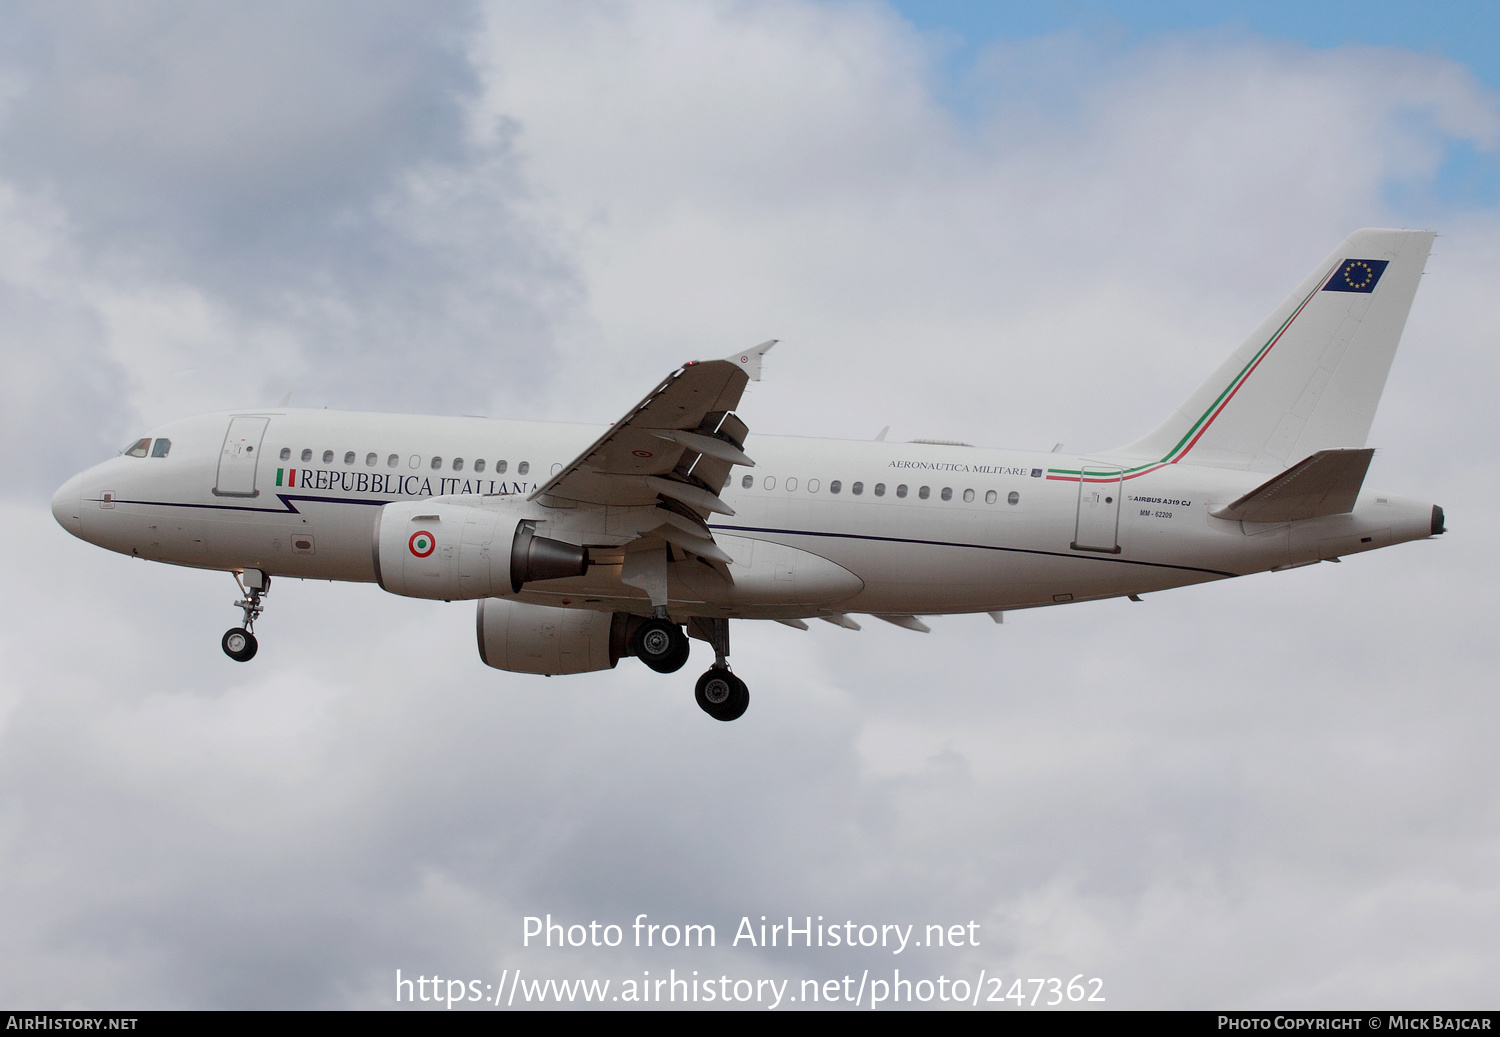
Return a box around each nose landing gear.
[223,569,269,662]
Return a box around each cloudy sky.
[2,0,1498,1010]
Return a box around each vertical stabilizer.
[1112,229,1434,472]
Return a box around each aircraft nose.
[52,473,84,537]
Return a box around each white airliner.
[52,229,1445,720]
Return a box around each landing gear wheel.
[695,667,749,722]
[222,627,258,662]
[634,617,690,674]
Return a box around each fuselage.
[51,408,1438,620]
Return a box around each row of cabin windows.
[277,447,529,476]
[127,435,1017,508]
[736,473,1019,505]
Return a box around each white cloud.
[1,0,1497,1008]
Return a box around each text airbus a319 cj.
[52,229,1446,720]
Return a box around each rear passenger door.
[1071,466,1122,553]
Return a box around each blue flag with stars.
[1323,259,1389,293]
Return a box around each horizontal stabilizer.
[1211,448,1374,522]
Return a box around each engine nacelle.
[373,498,589,600]
[476,598,623,675]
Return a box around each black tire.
[222,627,258,662]
[634,618,690,674]
[695,668,749,721]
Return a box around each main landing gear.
[689,616,748,722]
[695,668,748,722]
[632,615,691,674]
[629,613,752,721]
[223,569,269,663]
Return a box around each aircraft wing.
[530,342,775,535]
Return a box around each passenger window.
[941,487,953,501]
[518,461,530,475]
[301,449,313,462]
[874,483,885,497]
[496,460,508,474]
[454,458,465,471]
[830,480,841,494]
[786,477,798,491]
[962,488,974,503]
[344,451,355,465]
[388,454,399,468]
[125,438,151,457]
[475,459,486,473]
[852,482,864,495]
[918,486,930,500]
[409,455,420,469]
[1008,491,1020,505]
[365,452,377,466]
[150,438,171,458]
[765,476,776,490]
[322,450,334,464]
[742,474,754,489]
[896,484,908,498]
[431,456,443,470]
[280,447,291,461]
[808,479,819,493]
[985,490,998,504]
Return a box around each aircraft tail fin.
[1111,229,1434,472]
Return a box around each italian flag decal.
[275,468,298,487]
[408,530,436,558]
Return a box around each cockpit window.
[124,437,151,458]
[150,438,171,458]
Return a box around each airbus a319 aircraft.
[52,229,1445,720]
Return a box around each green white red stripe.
[1046,266,1332,483]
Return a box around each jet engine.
[476,597,627,675]
[373,499,589,600]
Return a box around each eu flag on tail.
[1323,258,1389,293]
